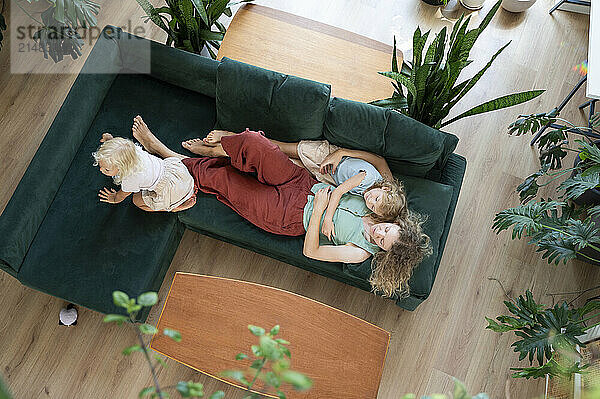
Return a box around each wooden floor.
[0,0,597,398]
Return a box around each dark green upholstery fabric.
[0,33,120,277]
[215,57,331,141]
[1,29,466,315]
[324,97,458,177]
[17,72,217,320]
[178,193,372,291]
[343,175,453,296]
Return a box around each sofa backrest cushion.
[323,97,458,177]
[215,57,331,141]
[343,174,453,297]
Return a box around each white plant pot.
[460,0,486,10]
[501,0,537,12]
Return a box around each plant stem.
[584,320,600,331]
[540,168,578,187]
[15,0,43,25]
[130,315,164,398]
[247,358,266,389]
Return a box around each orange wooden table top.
[217,4,403,103]
[150,273,390,398]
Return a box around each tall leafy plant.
[135,0,252,58]
[11,0,101,61]
[371,0,544,129]
[494,112,600,265]
[486,290,600,379]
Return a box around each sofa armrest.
[395,153,466,310]
[0,28,121,276]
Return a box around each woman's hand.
[319,150,344,175]
[313,187,331,214]
[321,217,335,241]
[98,187,120,204]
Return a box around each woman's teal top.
[303,183,381,255]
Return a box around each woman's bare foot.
[132,115,185,160]
[203,130,235,146]
[100,133,113,143]
[182,138,227,157]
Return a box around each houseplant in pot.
[371,0,544,129]
[493,111,600,265]
[421,0,449,6]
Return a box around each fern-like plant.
[486,290,600,379]
[10,0,101,61]
[135,0,253,58]
[371,0,544,129]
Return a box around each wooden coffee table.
[217,4,403,103]
[150,273,390,398]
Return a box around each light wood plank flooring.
[0,0,597,398]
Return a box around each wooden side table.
[218,4,403,103]
[150,272,390,399]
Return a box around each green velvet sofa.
[0,26,465,320]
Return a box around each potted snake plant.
[372,0,544,129]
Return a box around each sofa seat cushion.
[178,193,372,290]
[215,57,331,141]
[17,73,217,319]
[343,175,453,297]
[324,97,458,177]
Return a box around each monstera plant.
[135,0,253,58]
[487,290,600,380]
[494,111,600,265]
[9,0,101,61]
[371,0,544,129]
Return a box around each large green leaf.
[492,200,563,239]
[477,0,502,34]
[49,0,100,28]
[198,29,224,41]
[135,0,172,35]
[559,173,600,201]
[441,90,544,127]
[369,96,408,110]
[391,36,399,73]
[449,41,511,107]
[207,0,231,22]
[190,0,209,25]
[378,71,417,98]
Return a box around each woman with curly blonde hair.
[369,210,432,298]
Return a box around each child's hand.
[313,187,331,214]
[100,133,114,143]
[98,187,119,204]
[319,150,344,175]
[321,217,336,241]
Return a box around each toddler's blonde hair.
[365,178,407,222]
[92,136,143,184]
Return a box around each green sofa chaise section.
[0,27,466,320]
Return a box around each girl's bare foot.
[182,139,227,157]
[132,115,185,160]
[100,133,113,143]
[202,130,235,146]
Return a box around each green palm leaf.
[559,173,600,201]
[441,90,545,127]
[492,200,563,239]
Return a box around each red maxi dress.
[181,129,317,236]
